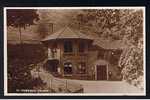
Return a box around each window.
[79,42,85,52]
[77,62,86,74]
[64,41,73,53]
[64,62,72,74]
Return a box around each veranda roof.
[93,38,127,50]
[41,27,93,41]
[41,26,126,50]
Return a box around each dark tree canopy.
[7,9,39,28]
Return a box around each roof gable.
[41,27,93,41]
[58,27,79,39]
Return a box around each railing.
[46,74,83,93]
[47,77,83,93]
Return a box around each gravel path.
[31,66,144,94]
[67,79,144,94]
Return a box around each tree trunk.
[19,27,22,44]
[19,27,23,58]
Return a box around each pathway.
[67,79,143,94]
[31,66,144,95]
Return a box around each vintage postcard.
[4,7,146,96]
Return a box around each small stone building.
[41,27,125,80]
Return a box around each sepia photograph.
[4,7,145,96]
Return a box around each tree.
[7,9,39,49]
[118,39,143,89]
[36,22,53,39]
[7,9,40,92]
[118,10,144,90]
[70,9,122,39]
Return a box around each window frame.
[63,40,73,53]
[64,62,73,75]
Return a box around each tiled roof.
[41,27,93,41]
[41,27,126,50]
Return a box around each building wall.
[46,40,122,80]
[47,48,60,60]
[87,50,98,79]
[97,49,122,81]
[46,40,89,77]
[107,63,121,80]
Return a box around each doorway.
[96,65,107,80]
[45,60,59,72]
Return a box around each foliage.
[8,43,47,60]
[7,43,47,93]
[7,9,39,50]
[70,9,122,39]
[8,58,47,93]
[118,39,143,89]
[8,59,33,92]
[7,9,39,28]
[36,22,54,38]
[70,9,143,42]
[117,10,144,89]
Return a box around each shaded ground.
[31,66,144,94]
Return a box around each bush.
[7,43,47,93]
[118,39,143,90]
